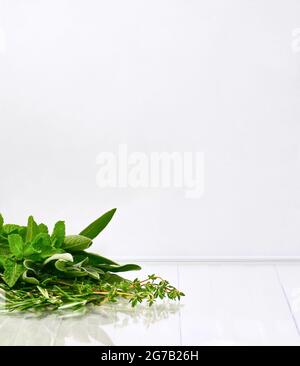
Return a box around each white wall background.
[0,0,300,258]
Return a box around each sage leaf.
[23,259,38,274]
[63,235,92,252]
[22,270,39,285]
[74,252,118,266]
[83,267,100,280]
[8,234,24,259]
[79,208,117,240]
[3,259,24,288]
[43,253,73,266]
[97,264,142,273]
[54,260,88,277]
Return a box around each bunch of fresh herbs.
[0,209,184,312]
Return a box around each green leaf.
[79,208,117,240]
[22,270,39,285]
[38,223,49,234]
[8,234,24,259]
[0,245,10,257]
[24,233,58,259]
[0,255,6,269]
[32,233,50,252]
[58,301,87,310]
[26,216,39,243]
[63,235,92,252]
[43,253,73,266]
[104,272,130,285]
[0,214,3,232]
[74,252,118,266]
[37,286,49,299]
[3,224,21,235]
[97,263,142,273]
[51,221,65,247]
[23,259,38,274]
[73,257,89,268]
[83,266,100,280]
[54,260,88,277]
[3,259,24,288]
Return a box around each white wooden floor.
[1,262,300,346]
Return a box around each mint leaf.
[3,224,21,235]
[51,221,65,247]
[0,214,3,233]
[0,255,6,269]
[79,208,117,240]
[63,235,92,252]
[23,233,57,259]
[3,259,24,288]
[38,223,49,234]
[8,234,24,259]
[25,216,38,243]
[31,233,57,258]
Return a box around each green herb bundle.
[0,209,184,312]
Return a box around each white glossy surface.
[180,263,300,346]
[1,262,300,346]
[275,264,300,333]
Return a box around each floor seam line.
[274,265,300,337]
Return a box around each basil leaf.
[8,234,24,259]
[79,208,117,240]
[51,221,65,247]
[3,259,24,288]
[63,235,92,252]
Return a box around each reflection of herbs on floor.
[0,209,184,312]
[0,301,182,346]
